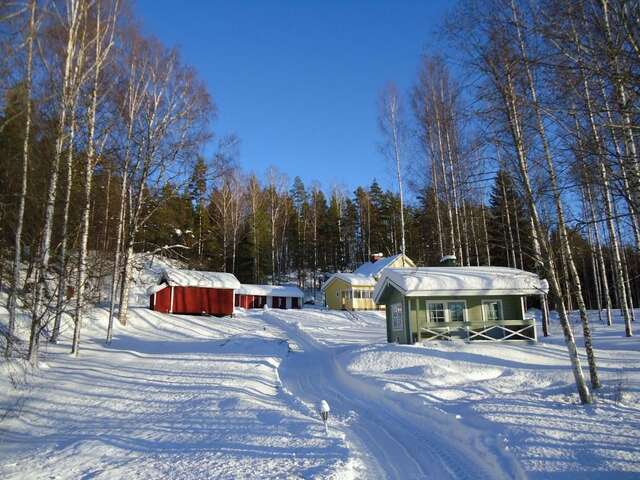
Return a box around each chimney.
[370,252,384,263]
[439,255,458,267]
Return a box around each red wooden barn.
[149,268,241,316]
[235,284,304,310]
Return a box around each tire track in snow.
[260,310,526,480]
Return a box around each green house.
[373,266,549,344]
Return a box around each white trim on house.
[390,302,403,330]
[421,299,468,323]
[169,286,174,313]
[482,299,504,322]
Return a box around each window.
[427,302,446,323]
[391,303,403,330]
[448,301,466,322]
[483,300,503,322]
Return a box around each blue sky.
[135,0,452,192]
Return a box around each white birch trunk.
[6,0,36,357]
[511,0,600,388]
[28,0,83,365]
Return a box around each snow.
[2,259,639,479]
[0,308,354,479]
[352,253,405,277]
[237,284,304,298]
[374,266,549,301]
[159,268,240,290]
[256,307,640,478]
[321,273,376,289]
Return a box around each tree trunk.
[50,102,78,344]
[6,0,36,357]
[28,0,83,365]
[495,53,591,401]
[511,0,600,388]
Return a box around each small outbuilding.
[149,268,241,316]
[374,266,549,344]
[235,284,304,310]
[322,253,414,310]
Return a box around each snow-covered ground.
[266,307,640,479]
[1,282,639,478]
[0,307,355,479]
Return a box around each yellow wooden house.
[322,253,415,310]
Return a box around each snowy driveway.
[260,309,525,480]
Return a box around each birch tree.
[6,0,36,357]
[71,0,119,356]
[379,82,407,257]
[28,0,86,365]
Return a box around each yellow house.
[322,253,415,310]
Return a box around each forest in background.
[1,0,639,403]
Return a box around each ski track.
[260,310,525,480]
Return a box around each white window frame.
[482,299,504,322]
[446,300,467,323]
[425,300,468,323]
[391,303,403,330]
[426,301,446,323]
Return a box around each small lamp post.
[320,400,330,434]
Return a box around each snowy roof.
[237,284,304,298]
[321,273,377,291]
[374,267,549,302]
[353,254,410,277]
[158,268,240,290]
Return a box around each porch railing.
[419,318,536,342]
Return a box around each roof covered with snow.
[321,273,377,290]
[353,254,413,277]
[159,268,240,290]
[374,267,549,302]
[237,284,304,298]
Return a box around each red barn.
[149,268,241,317]
[235,284,304,310]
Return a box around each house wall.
[406,295,524,333]
[350,288,377,310]
[151,286,172,313]
[324,278,377,310]
[385,255,415,272]
[383,292,528,344]
[171,287,234,316]
[324,278,349,309]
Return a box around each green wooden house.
[373,266,549,343]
